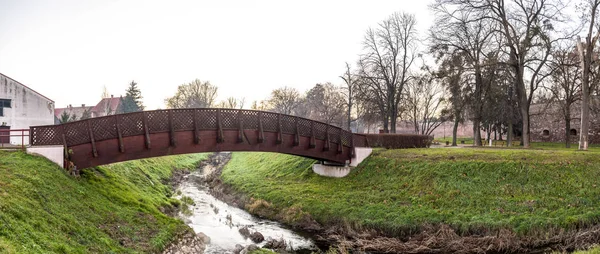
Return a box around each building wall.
[530,101,600,144]
[0,74,55,144]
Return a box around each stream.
[175,153,319,253]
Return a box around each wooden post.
[337,130,343,154]
[293,117,299,146]
[87,120,98,157]
[323,125,330,151]
[168,110,176,147]
[237,110,244,143]
[116,115,125,153]
[61,125,70,161]
[276,114,282,144]
[193,109,200,144]
[257,112,264,143]
[142,112,151,149]
[350,133,355,158]
[309,121,316,148]
[216,109,224,143]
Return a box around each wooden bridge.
[29,109,368,169]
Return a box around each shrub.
[363,133,432,149]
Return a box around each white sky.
[0,0,434,110]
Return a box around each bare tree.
[217,97,245,109]
[544,44,581,147]
[357,12,418,133]
[430,2,499,146]
[267,86,301,115]
[340,62,356,131]
[437,0,569,147]
[576,0,600,150]
[404,73,449,136]
[304,83,346,125]
[165,79,218,109]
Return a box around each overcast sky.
[0,0,434,110]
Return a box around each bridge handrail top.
[30,108,358,135]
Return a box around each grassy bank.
[0,151,206,253]
[221,148,600,237]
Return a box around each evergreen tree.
[120,81,144,113]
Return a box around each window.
[543,130,550,136]
[570,129,577,136]
[0,107,3,117]
[0,99,10,108]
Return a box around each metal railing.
[0,129,30,150]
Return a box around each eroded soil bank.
[204,152,600,253]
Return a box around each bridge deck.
[30,109,367,169]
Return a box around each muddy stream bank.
[174,153,318,253]
[168,153,600,254]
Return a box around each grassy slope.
[0,151,206,254]
[221,147,600,236]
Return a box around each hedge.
[364,134,433,149]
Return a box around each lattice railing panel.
[313,122,328,140]
[297,118,312,137]
[341,130,352,147]
[241,110,259,130]
[31,126,62,145]
[172,109,194,131]
[64,121,90,146]
[146,110,168,133]
[328,127,341,144]
[220,109,238,129]
[198,109,217,129]
[91,116,117,141]
[280,115,295,134]
[119,113,144,137]
[262,112,278,132]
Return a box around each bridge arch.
[30,109,367,169]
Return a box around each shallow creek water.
[175,156,318,253]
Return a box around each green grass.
[574,246,600,253]
[0,151,206,254]
[221,148,600,237]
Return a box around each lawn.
[0,151,206,253]
[221,147,600,237]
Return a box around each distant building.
[0,73,55,144]
[530,98,600,144]
[54,95,122,124]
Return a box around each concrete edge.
[27,145,64,168]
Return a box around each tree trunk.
[390,109,398,134]
[565,115,571,148]
[507,122,513,147]
[473,119,482,146]
[347,102,352,132]
[452,118,459,146]
[580,90,590,150]
[517,80,531,148]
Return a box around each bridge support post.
[257,112,264,143]
[86,120,98,158]
[323,126,330,151]
[116,115,125,153]
[193,110,200,144]
[142,112,151,149]
[276,114,282,144]
[309,121,315,148]
[168,110,176,147]
[237,110,244,143]
[216,109,224,143]
[293,117,299,146]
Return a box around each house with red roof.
[54,95,123,124]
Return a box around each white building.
[0,73,55,145]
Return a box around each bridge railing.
[31,108,366,148]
